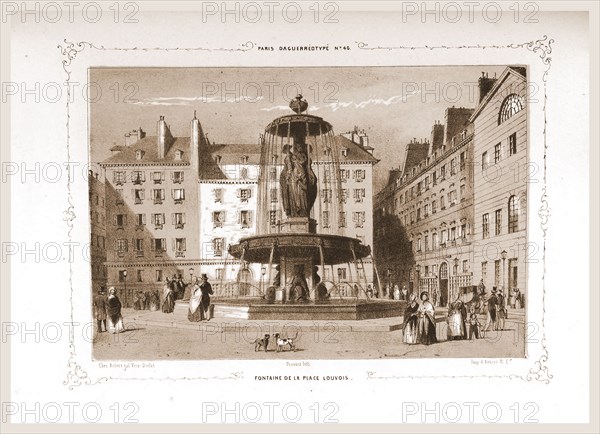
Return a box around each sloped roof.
[101,136,191,165]
[401,141,429,174]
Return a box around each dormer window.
[135,150,145,160]
[175,150,183,160]
[341,147,348,157]
[324,147,331,156]
[241,155,249,164]
[214,155,222,164]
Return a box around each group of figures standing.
[402,292,438,345]
[93,287,124,334]
[187,274,214,322]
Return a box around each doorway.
[439,262,448,307]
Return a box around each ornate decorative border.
[58,36,553,388]
[359,35,554,384]
[58,40,254,389]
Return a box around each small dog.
[274,332,297,352]
[253,334,270,352]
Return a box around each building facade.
[89,168,107,293]
[374,66,527,306]
[470,67,528,297]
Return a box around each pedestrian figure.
[403,293,419,344]
[401,285,408,301]
[188,277,203,322]
[483,288,498,336]
[417,292,437,345]
[162,278,176,313]
[393,284,400,300]
[496,289,507,331]
[199,274,214,320]
[106,287,124,334]
[93,286,107,333]
[447,299,467,340]
[469,307,481,340]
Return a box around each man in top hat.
[496,288,507,331]
[199,274,214,321]
[93,286,107,332]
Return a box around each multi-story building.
[94,116,378,301]
[374,66,527,306]
[99,115,204,306]
[470,67,527,296]
[89,168,107,293]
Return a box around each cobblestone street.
[93,308,525,360]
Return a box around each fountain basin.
[228,233,371,265]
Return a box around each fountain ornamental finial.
[289,94,308,114]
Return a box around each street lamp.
[415,264,421,295]
[122,269,127,306]
[261,265,267,295]
[501,250,507,291]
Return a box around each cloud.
[128,95,265,106]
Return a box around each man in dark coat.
[200,274,214,321]
[483,288,498,335]
[93,287,107,332]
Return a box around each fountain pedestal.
[279,217,317,234]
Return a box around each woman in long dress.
[188,278,203,322]
[447,299,467,340]
[417,291,437,345]
[162,278,175,313]
[149,290,160,311]
[106,287,124,334]
[403,293,419,344]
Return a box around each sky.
[90,65,508,192]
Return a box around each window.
[339,169,349,182]
[509,133,517,156]
[134,238,143,254]
[450,227,456,241]
[431,199,437,214]
[156,269,163,282]
[432,171,437,185]
[241,155,249,164]
[424,176,430,190]
[115,214,126,228]
[239,210,253,228]
[482,262,487,282]
[462,260,468,273]
[240,167,248,179]
[174,238,186,257]
[118,269,127,282]
[115,189,124,205]
[461,222,467,239]
[498,93,524,124]
[341,147,348,157]
[416,208,421,221]
[417,237,422,252]
[440,165,446,179]
[133,189,144,204]
[508,195,520,233]
[354,169,365,182]
[410,211,415,224]
[172,212,185,229]
[460,184,466,201]
[172,189,185,203]
[440,195,446,209]
[153,238,166,253]
[323,168,331,183]
[432,232,438,249]
[460,152,466,170]
[216,268,224,280]
[214,155,222,164]
[238,188,251,203]
[172,171,184,184]
[482,151,489,171]
[494,260,501,287]
[322,211,330,228]
[495,209,502,235]
[417,182,422,195]
[450,158,456,175]
[136,270,143,282]
[424,235,429,251]
[338,212,346,227]
[353,211,365,228]
[482,213,489,239]
[440,229,447,245]
[270,188,278,203]
[151,213,165,229]
[353,188,365,203]
[152,171,164,184]
[174,150,183,160]
[212,211,225,228]
[269,210,277,226]
[152,188,164,204]
[113,171,126,185]
[212,238,224,257]
[132,171,145,184]
[494,143,502,163]
[337,267,347,281]
[213,188,223,203]
[116,239,128,254]
[339,189,348,204]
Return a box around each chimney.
[430,121,444,153]
[478,72,497,103]
[157,115,174,159]
[190,110,205,175]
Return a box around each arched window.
[508,195,519,233]
[498,94,524,124]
